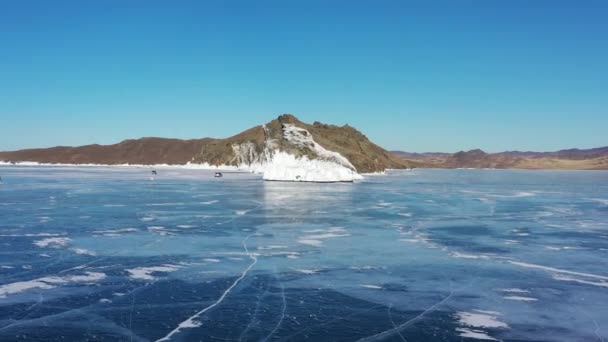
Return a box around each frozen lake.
[1,166,607,341]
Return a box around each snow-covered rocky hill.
[0,114,411,182]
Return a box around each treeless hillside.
[0,114,412,172]
[191,114,411,172]
[0,138,212,165]
[391,148,608,170]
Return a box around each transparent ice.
[1,166,607,341]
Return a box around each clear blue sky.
[1,0,607,153]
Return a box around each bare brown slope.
[0,137,212,165]
[0,114,410,172]
[392,148,608,170]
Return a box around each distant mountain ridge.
[392,147,608,170]
[0,114,410,175]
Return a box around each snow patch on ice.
[34,237,71,248]
[0,271,106,298]
[456,310,509,329]
[297,239,323,247]
[297,227,350,247]
[126,264,182,281]
[64,272,106,282]
[71,248,96,256]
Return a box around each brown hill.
[0,114,410,173]
[0,138,211,165]
[392,147,608,170]
[190,114,410,172]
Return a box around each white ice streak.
[202,258,221,263]
[93,228,138,235]
[498,288,529,294]
[450,252,490,260]
[155,235,258,341]
[503,296,538,302]
[456,328,499,341]
[509,261,608,280]
[257,245,288,250]
[552,275,608,288]
[509,261,608,289]
[0,233,64,237]
[356,286,455,341]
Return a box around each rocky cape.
[0,114,411,182]
[392,147,608,170]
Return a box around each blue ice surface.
[0,165,607,341]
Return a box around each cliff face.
[0,114,411,174]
